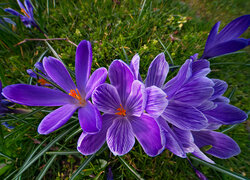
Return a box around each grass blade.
[13,124,78,179]
[118,156,144,180]
[69,154,96,180]
[190,156,247,180]
[46,151,80,155]
[36,154,57,180]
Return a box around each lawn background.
[0,0,249,179]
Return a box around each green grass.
[0,0,249,179]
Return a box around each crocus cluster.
[2,15,249,164]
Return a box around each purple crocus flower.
[27,62,52,86]
[164,57,247,163]
[2,40,107,134]
[77,60,164,156]
[201,15,250,59]
[0,81,15,115]
[5,0,37,28]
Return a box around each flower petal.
[163,59,192,99]
[43,57,76,93]
[106,117,135,156]
[157,116,186,158]
[202,38,249,59]
[162,100,208,130]
[204,103,247,125]
[77,114,113,155]
[173,127,195,153]
[38,104,78,134]
[210,79,227,100]
[78,101,102,134]
[131,113,164,156]
[145,53,169,88]
[109,60,134,105]
[145,86,168,118]
[193,130,241,159]
[192,146,215,164]
[129,54,140,80]
[204,22,220,51]
[75,40,92,94]
[5,8,22,17]
[173,77,214,107]
[17,0,26,11]
[191,59,211,78]
[85,67,107,99]
[216,15,250,43]
[24,0,34,18]
[2,84,73,106]
[125,80,146,117]
[92,83,121,114]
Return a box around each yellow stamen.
[37,78,49,86]
[115,104,126,116]
[21,8,30,18]
[69,88,86,106]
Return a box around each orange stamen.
[21,8,30,18]
[115,104,126,116]
[37,78,49,86]
[69,88,86,106]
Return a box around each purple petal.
[38,104,78,134]
[75,40,92,94]
[78,101,102,134]
[173,77,214,107]
[35,62,46,74]
[17,0,26,11]
[173,127,195,153]
[192,146,215,164]
[129,54,140,80]
[3,17,16,25]
[204,103,247,125]
[77,114,113,155]
[191,59,211,78]
[5,8,22,17]
[193,130,241,159]
[157,116,186,158]
[145,86,168,118]
[204,22,220,51]
[92,83,121,114]
[125,80,146,117]
[2,84,73,106]
[43,57,76,93]
[130,113,164,156]
[162,100,208,130]
[203,38,249,59]
[217,15,250,43]
[163,59,192,99]
[197,101,217,111]
[212,96,230,103]
[145,53,169,88]
[106,117,135,156]
[210,79,227,100]
[26,69,36,78]
[85,67,107,99]
[109,60,134,105]
[24,0,34,18]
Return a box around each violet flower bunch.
[201,15,250,59]
[128,52,247,162]
[77,60,164,157]
[5,0,37,28]
[3,40,107,134]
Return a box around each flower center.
[21,8,30,18]
[69,88,86,106]
[37,78,49,86]
[115,104,126,116]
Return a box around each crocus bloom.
[3,40,107,134]
[5,0,37,28]
[27,62,52,86]
[77,60,164,156]
[201,15,250,59]
[129,52,247,161]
